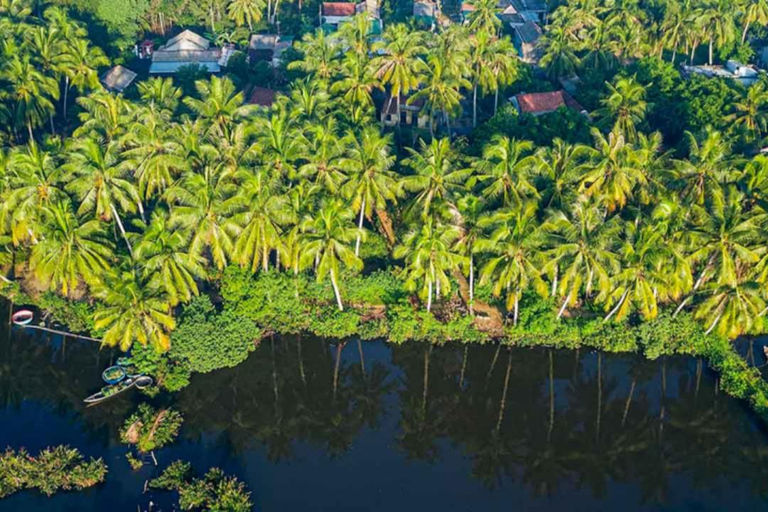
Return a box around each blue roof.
[149,61,220,74]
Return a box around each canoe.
[11,310,34,326]
[102,365,127,385]
[84,375,153,405]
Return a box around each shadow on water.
[1,299,768,511]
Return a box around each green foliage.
[120,403,184,453]
[150,461,253,512]
[170,295,260,374]
[0,446,107,499]
[131,343,192,392]
[125,452,143,470]
[95,0,149,45]
[37,292,96,333]
[473,104,591,148]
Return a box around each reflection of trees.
[4,295,768,507]
[176,335,394,462]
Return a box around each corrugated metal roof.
[149,61,220,74]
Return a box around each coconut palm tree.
[453,194,491,307]
[227,0,265,31]
[373,24,426,129]
[476,201,548,325]
[541,199,621,318]
[298,200,362,310]
[741,0,768,43]
[674,128,735,205]
[594,77,648,142]
[486,37,519,116]
[137,77,182,113]
[409,55,469,137]
[288,28,340,81]
[727,82,768,143]
[232,169,296,272]
[133,210,207,306]
[122,106,186,201]
[540,25,580,81]
[340,127,398,254]
[59,37,107,125]
[695,279,765,338]
[2,56,59,140]
[183,76,247,141]
[474,136,539,208]
[394,218,466,312]
[64,138,142,255]
[401,137,473,220]
[579,128,645,213]
[468,30,497,128]
[603,220,691,322]
[29,202,114,296]
[534,139,590,210]
[74,90,133,142]
[4,143,67,243]
[94,268,176,352]
[298,118,348,194]
[467,0,501,35]
[252,109,303,179]
[164,158,239,270]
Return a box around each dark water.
[2,307,768,511]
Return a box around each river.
[1,304,768,511]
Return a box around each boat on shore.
[84,375,153,405]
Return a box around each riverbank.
[3,267,768,425]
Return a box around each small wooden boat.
[84,375,153,405]
[11,310,34,326]
[102,365,127,384]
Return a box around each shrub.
[0,446,107,499]
[150,461,252,512]
[170,296,260,374]
[131,343,191,392]
[120,404,183,453]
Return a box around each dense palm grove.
[0,0,768,356]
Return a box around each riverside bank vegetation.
[1,0,768,419]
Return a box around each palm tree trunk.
[551,265,558,296]
[63,76,69,122]
[548,350,554,441]
[27,121,33,142]
[472,83,478,128]
[427,279,433,312]
[469,254,474,313]
[495,350,512,432]
[111,205,133,256]
[382,95,394,127]
[708,39,713,65]
[459,345,468,388]
[689,40,697,64]
[355,196,365,257]
[705,310,723,335]
[513,293,519,326]
[671,46,677,63]
[331,270,344,311]
[357,339,366,380]
[332,341,344,402]
[262,233,269,272]
[557,291,571,319]
[137,201,146,223]
[742,20,751,44]
[603,289,629,322]
[374,207,396,246]
[621,379,636,427]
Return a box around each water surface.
[1,305,768,511]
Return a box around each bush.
[170,296,260,374]
[120,404,183,453]
[131,343,191,392]
[150,461,252,512]
[0,446,107,499]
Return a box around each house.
[510,0,547,22]
[149,29,225,74]
[414,1,437,23]
[513,21,542,64]
[511,90,586,116]
[247,87,278,108]
[320,0,381,31]
[100,65,137,93]
[681,60,761,87]
[249,34,294,67]
[380,95,428,128]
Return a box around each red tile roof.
[461,2,476,11]
[247,87,277,107]
[322,2,357,16]
[515,90,585,115]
